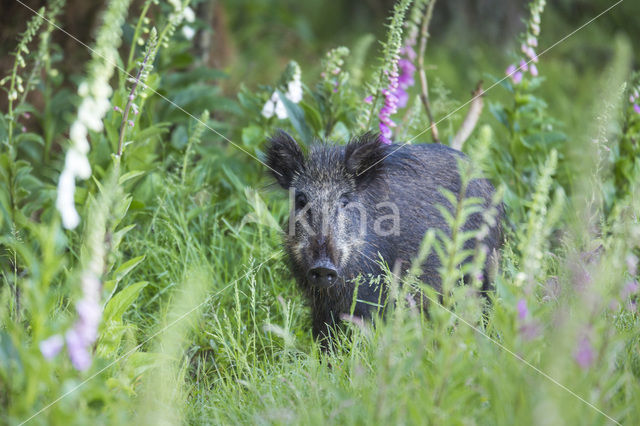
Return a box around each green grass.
[1,0,640,424]
[105,156,639,425]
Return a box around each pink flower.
[379,122,392,140]
[66,329,92,371]
[519,322,541,341]
[506,64,525,84]
[40,335,64,360]
[396,91,409,109]
[364,95,373,104]
[574,335,594,369]
[634,104,640,115]
[400,44,417,62]
[622,280,639,299]
[64,274,103,371]
[395,58,416,109]
[626,254,638,275]
[512,71,523,84]
[531,22,540,36]
[529,64,539,77]
[521,44,538,63]
[516,299,528,320]
[519,60,529,72]
[516,298,540,340]
[379,70,400,144]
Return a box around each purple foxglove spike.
[517,299,528,321]
[512,71,523,84]
[40,335,64,360]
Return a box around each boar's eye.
[339,194,350,208]
[295,192,307,210]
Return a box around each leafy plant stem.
[117,42,153,158]
[417,0,439,143]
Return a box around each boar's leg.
[311,305,340,350]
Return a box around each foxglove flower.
[261,62,303,120]
[66,274,103,371]
[262,92,288,120]
[626,254,638,275]
[40,335,64,360]
[286,78,303,103]
[574,335,594,369]
[261,94,277,119]
[55,0,130,372]
[622,280,639,298]
[392,35,417,109]
[505,0,545,85]
[182,26,196,40]
[284,62,303,103]
[506,63,524,85]
[182,6,195,22]
[56,169,79,229]
[395,58,416,108]
[379,67,399,144]
[320,47,349,96]
[180,5,197,41]
[630,86,640,114]
[516,298,540,340]
[66,328,91,371]
[56,0,129,229]
[516,299,528,321]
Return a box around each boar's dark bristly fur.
[265,130,503,344]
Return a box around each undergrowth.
[1,0,639,424]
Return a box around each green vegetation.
[1,0,639,424]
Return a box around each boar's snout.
[307,260,339,288]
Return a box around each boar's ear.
[265,130,305,188]
[344,132,387,187]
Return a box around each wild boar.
[265,131,502,343]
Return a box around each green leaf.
[119,170,146,185]
[164,67,228,87]
[126,351,171,377]
[14,132,44,146]
[222,166,246,192]
[104,255,146,303]
[489,102,509,128]
[0,331,23,378]
[114,255,145,283]
[111,224,136,252]
[103,281,148,323]
[277,90,313,146]
[132,122,171,143]
[299,101,323,134]
[241,124,264,148]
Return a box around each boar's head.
[265,131,388,289]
